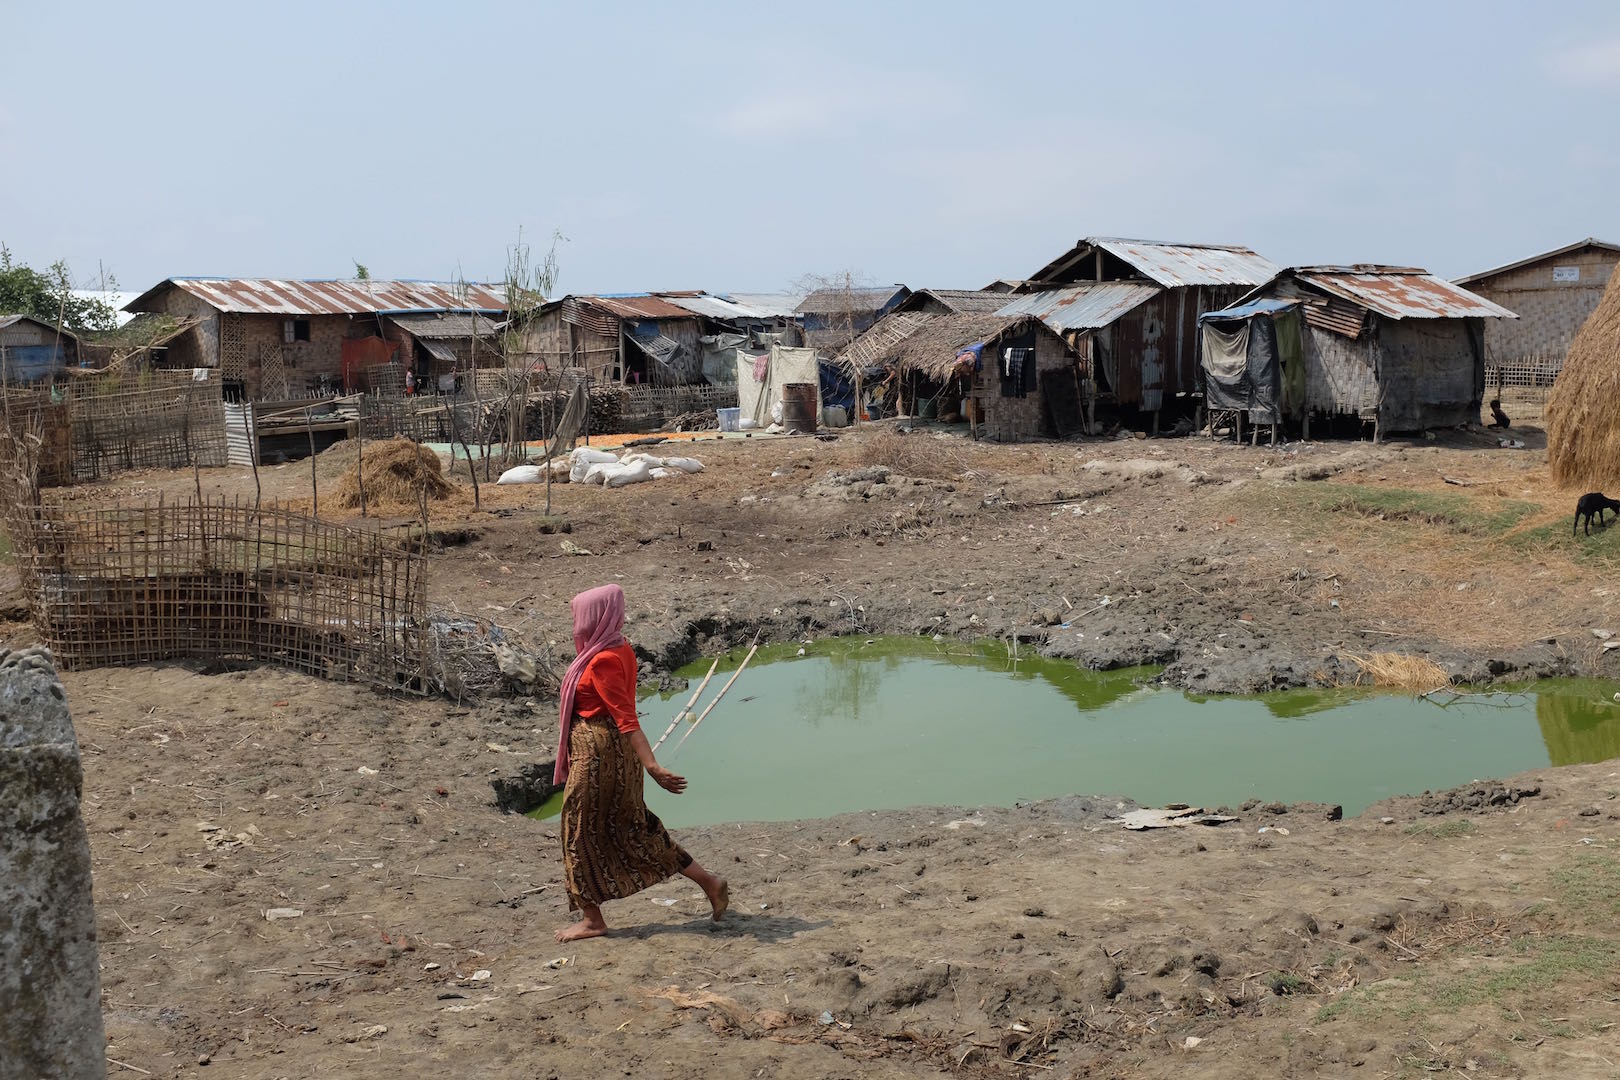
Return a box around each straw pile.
[1548,270,1620,489]
[333,439,453,510]
[1346,652,1451,693]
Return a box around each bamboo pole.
[672,638,761,756]
[651,652,723,752]
[305,406,318,517]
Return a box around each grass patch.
[1404,820,1478,839]
[1508,516,1620,566]
[1552,855,1620,917]
[1426,934,1619,1010]
[1301,484,1540,536]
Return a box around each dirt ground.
[8,418,1620,1077]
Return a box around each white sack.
[496,465,544,485]
[663,457,704,474]
[604,460,654,488]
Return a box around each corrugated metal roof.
[724,292,807,318]
[658,294,774,321]
[1092,239,1278,288]
[588,294,697,321]
[993,282,1161,332]
[1031,238,1278,288]
[126,278,508,316]
[386,312,500,339]
[1454,237,1620,285]
[1294,267,1517,320]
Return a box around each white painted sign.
[1553,266,1580,282]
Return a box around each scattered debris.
[1119,807,1237,830]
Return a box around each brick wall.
[973,330,1071,442]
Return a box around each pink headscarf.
[554,584,627,786]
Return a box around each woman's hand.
[649,766,688,795]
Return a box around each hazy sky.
[5,1,1619,296]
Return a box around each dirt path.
[8,423,1620,1076]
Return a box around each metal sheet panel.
[1092,239,1279,288]
[1297,269,1517,320]
[724,292,808,318]
[659,294,772,321]
[993,283,1161,332]
[129,278,507,316]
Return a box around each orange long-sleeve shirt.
[573,642,640,735]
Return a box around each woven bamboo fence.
[6,495,428,689]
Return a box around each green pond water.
[529,638,1620,828]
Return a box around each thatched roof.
[1548,270,1620,489]
[839,311,1030,379]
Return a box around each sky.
[4,1,1620,297]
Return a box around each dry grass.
[333,439,453,512]
[1345,652,1452,693]
[852,428,975,481]
[1548,270,1620,490]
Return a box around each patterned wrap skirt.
[560,715,691,911]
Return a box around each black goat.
[1574,492,1620,536]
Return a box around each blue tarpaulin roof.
[1199,298,1298,323]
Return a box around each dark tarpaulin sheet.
[1200,317,1282,421]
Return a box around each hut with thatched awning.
[838,306,1085,441]
[1547,269,1620,490]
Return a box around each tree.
[0,245,118,333]
[353,261,371,280]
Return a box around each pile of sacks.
[496,446,704,488]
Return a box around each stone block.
[1,647,105,1080]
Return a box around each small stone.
[1022,907,1045,918]
[1184,1036,1203,1050]
[1579,806,1600,817]
[264,907,304,921]
[423,962,441,972]
[469,969,492,982]
[198,1054,211,1066]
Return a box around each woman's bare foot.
[555,907,607,942]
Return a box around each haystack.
[1548,270,1620,489]
[333,439,453,510]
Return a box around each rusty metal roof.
[1293,267,1517,320]
[587,294,699,321]
[993,282,1161,332]
[1031,238,1278,288]
[1454,237,1620,286]
[126,278,507,316]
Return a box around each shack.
[0,316,80,384]
[383,312,501,387]
[1210,266,1517,438]
[1455,238,1619,383]
[123,278,507,399]
[1021,238,1278,426]
[796,284,910,353]
[840,305,1085,440]
[839,288,1066,427]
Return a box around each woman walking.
[553,584,728,941]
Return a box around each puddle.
[528,638,1620,827]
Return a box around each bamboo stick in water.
[652,652,722,752]
[672,640,760,756]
